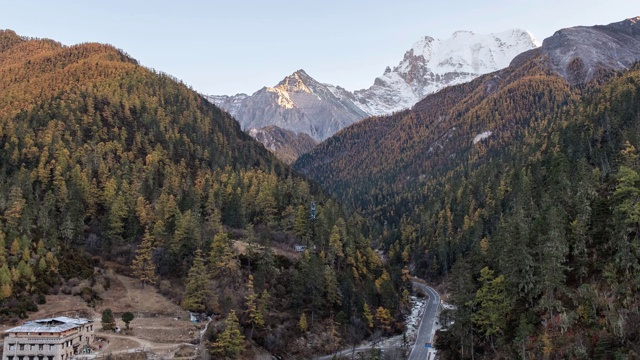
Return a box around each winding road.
[408,281,440,360]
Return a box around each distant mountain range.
[207,29,539,160]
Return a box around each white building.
[2,317,94,360]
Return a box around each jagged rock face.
[208,70,368,141]
[353,29,540,115]
[249,125,317,165]
[205,93,248,116]
[537,16,640,84]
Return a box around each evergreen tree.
[211,310,245,359]
[244,274,264,339]
[363,302,374,330]
[131,227,156,288]
[324,264,341,306]
[294,204,309,242]
[101,308,116,331]
[299,312,308,332]
[121,312,134,330]
[469,267,508,350]
[374,306,392,334]
[181,249,212,313]
[0,264,12,300]
[328,224,344,263]
[209,231,239,281]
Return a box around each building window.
[8,344,15,350]
[48,357,54,360]
[19,344,25,350]
[30,345,35,350]
[49,344,54,350]
[8,356,14,360]
[29,356,35,360]
[39,344,44,351]
[18,356,24,360]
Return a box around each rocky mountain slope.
[206,69,368,141]
[536,16,640,84]
[248,125,317,164]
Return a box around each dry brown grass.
[0,273,200,350]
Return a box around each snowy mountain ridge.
[353,29,540,115]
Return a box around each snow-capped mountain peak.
[354,28,540,115]
[207,69,368,141]
[273,70,314,95]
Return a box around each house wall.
[2,324,94,360]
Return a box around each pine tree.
[294,204,308,242]
[469,267,508,348]
[258,289,270,322]
[244,274,264,339]
[375,306,392,333]
[299,312,308,332]
[101,308,116,330]
[211,310,245,359]
[328,225,344,261]
[363,302,374,330]
[0,264,12,300]
[121,312,134,329]
[131,227,156,288]
[245,223,257,268]
[0,231,6,264]
[181,249,212,313]
[209,231,238,281]
[324,265,341,306]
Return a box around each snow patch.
[473,131,493,144]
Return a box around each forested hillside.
[295,18,640,358]
[0,30,407,358]
[431,61,640,359]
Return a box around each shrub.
[102,308,116,330]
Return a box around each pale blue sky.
[1,1,638,95]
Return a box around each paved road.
[408,281,440,360]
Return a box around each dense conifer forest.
[0,30,409,358]
[296,44,640,356]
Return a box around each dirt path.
[95,332,194,355]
